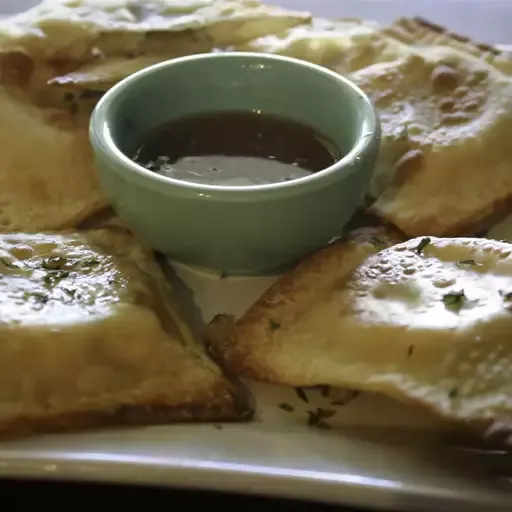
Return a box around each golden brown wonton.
[0,228,249,436]
[209,234,512,441]
[0,0,310,232]
[349,46,512,237]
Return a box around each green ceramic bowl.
[89,52,380,274]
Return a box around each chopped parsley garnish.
[41,257,71,286]
[319,385,330,398]
[295,387,309,404]
[41,256,67,270]
[449,388,459,399]
[23,291,50,310]
[269,319,281,331]
[407,345,415,358]
[62,287,76,298]
[278,403,294,412]
[415,237,431,255]
[81,258,100,267]
[307,407,337,429]
[43,271,70,287]
[369,237,387,251]
[458,259,476,266]
[500,290,512,301]
[442,291,466,312]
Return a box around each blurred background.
[1,0,511,45]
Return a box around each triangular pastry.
[0,228,250,436]
[209,235,512,441]
[347,46,512,236]
[0,0,310,231]
[237,17,410,73]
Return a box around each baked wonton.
[0,86,106,232]
[0,228,249,436]
[385,16,512,78]
[45,15,409,97]
[0,0,310,62]
[348,45,512,237]
[236,17,409,73]
[207,226,403,381]
[0,0,310,232]
[209,235,512,441]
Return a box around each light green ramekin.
[89,52,380,274]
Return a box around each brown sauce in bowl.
[132,110,341,186]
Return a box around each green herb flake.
[295,387,309,404]
[307,408,337,429]
[269,319,281,331]
[458,259,477,267]
[407,345,415,358]
[23,291,50,310]
[43,269,70,287]
[415,237,431,255]
[278,403,294,412]
[369,237,387,252]
[442,290,466,312]
[41,256,67,271]
[62,287,76,298]
[82,258,100,267]
[449,388,459,399]
[319,385,330,398]
[500,290,512,301]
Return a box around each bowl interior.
[103,53,376,171]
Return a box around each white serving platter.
[0,237,512,512]
[0,2,512,510]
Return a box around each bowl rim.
[89,51,380,201]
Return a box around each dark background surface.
[0,0,510,510]
[0,479,372,510]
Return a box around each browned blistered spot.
[48,57,78,76]
[393,149,424,186]
[450,32,470,43]
[438,97,455,112]
[0,51,34,88]
[400,18,423,33]
[440,111,473,125]
[406,124,424,137]
[454,85,470,98]
[430,64,459,92]
[411,16,444,34]
[476,42,499,55]
[462,99,481,112]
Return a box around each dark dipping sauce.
[132,110,341,186]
